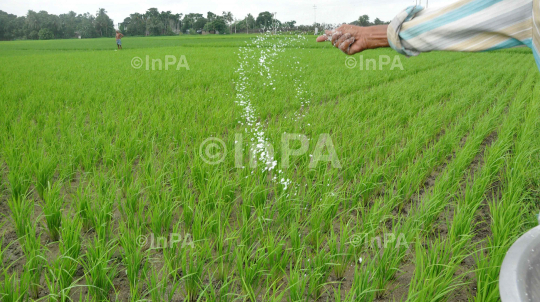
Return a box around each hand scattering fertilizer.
[321,29,356,53]
[233,33,309,193]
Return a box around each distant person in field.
[317,0,540,72]
[116,30,124,50]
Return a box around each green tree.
[0,10,18,40]
[26,10,40,34]
[175,13,183,32]
[125,13,146,36]
[38,28,54,39]
[182,13,203,33]
[245,13,255,33]
[256,11,273,29]
[159,11,180,35]
[222,11,233,31]
[0,8,182,39]
[213,17,227,33]
[28,30,38,39]
[145,8,162,36]
[59,11,77,38]
[77,12,98,38]
[207,12,217,22]
[284,20,296,29]
[193,17,207,30]
[234,19,247,31]
[358,15,371,26]
[95,8,114,37]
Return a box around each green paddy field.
[0,34,539,301]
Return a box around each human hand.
[316,24,390,55]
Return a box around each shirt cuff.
[387,5,425,57]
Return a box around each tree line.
[0,8,389,40]
[123,10,294,35]
[0,9,114,40]
[350,15,390,26]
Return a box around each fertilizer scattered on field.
[234,33,309,192]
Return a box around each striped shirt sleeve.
[387,0,540,72]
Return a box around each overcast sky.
[1,0,455,26]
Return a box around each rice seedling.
[75,182,94,232]
[44,256,80,302]
[0,270,29,302]
[44,215,83,302]
[22,221,46,299]
[121,178,143,219]
[236,243,267,301]
[264,231,289,283]
[5,146,31,201]
[42,181,64,241]
[203,275,235,302]
[81,237,118,301]
[92,192,115,242]
[7,195,33,239]
[149,188,176,236]
[33,150,57,200]
[346,261,377,302]
[181,249,204,302]
[0,34,537,301]
[475,81,540,301]
[307,247,331,300]
[328,221,353,280]
[7,168,31,202]
[0,224,9,272]
[146,266,168,302]
[288,255,309,302]
[119,223,147,300]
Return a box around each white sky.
[1,0,455,26]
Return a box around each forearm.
[363,25,390,49]
[388,0,535,56]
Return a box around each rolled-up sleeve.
[387,0,540,72]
